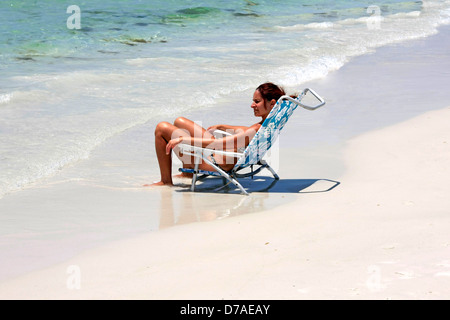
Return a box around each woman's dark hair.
[256,82,286,102]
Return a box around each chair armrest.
[178,144,243,158]
[212,129,233,138]
[281,88,326,111]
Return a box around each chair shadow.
[175,176,340,195]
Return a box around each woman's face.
[251,90,275,119]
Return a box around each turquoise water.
[1,0,450,198]
[0,0,426,74]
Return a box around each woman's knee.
[154,121,172,136]
[155,121,190,141]
[174,117,190,127]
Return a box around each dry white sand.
[1,105,449,300]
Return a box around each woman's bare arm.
[207,124,254,135]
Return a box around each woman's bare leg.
[148,117,221,186]
[148,121,190,186]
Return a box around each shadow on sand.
[175,176,340,195]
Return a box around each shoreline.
[1,24,450,298]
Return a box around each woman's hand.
[166,137,184,155]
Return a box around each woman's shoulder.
[253,122,263,129]
[246,122,261,134]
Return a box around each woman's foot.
[143,181,173,187]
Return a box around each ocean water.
[1,0,450,199]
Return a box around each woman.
[150,82,287,186]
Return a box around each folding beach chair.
[177,88,326,195]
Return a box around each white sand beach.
[1,24,450,300]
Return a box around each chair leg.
[191,174,197,192]
[209,165,248,195]
[191,157,200,192]
[260,160,280,180]
[188,152,249,195]
[228,176,249,195]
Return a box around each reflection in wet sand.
[157,177,340,229]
